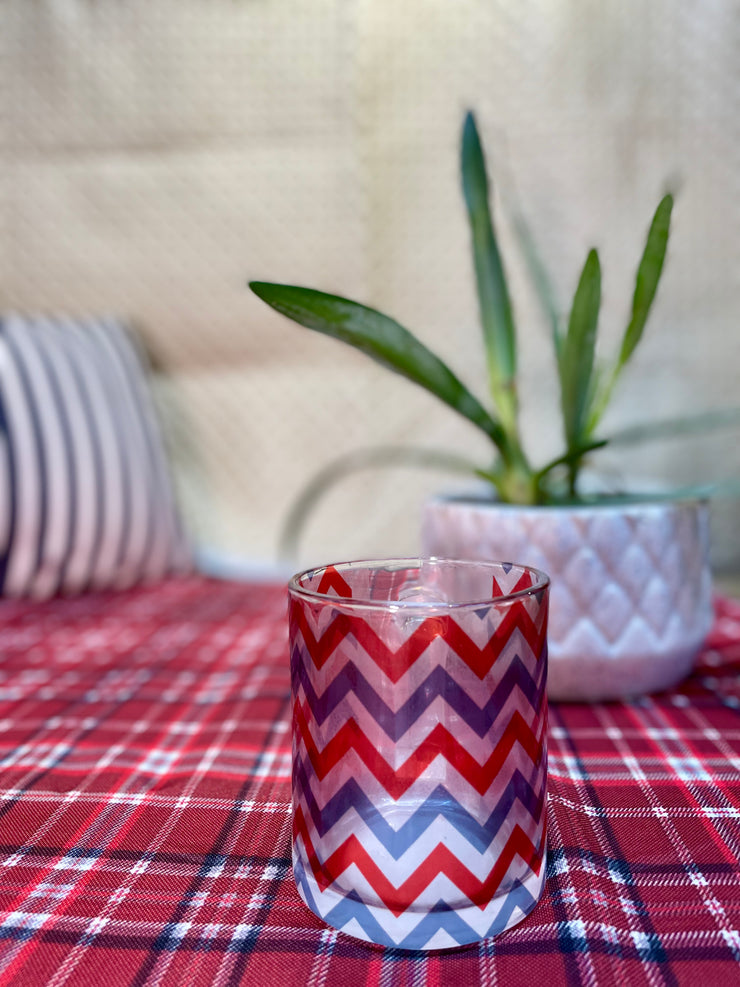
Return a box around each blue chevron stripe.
[292,643,546,741]
[294,855,396,947]
[294,753,546,857]
[294,854,542,948]
[396,882,538,948]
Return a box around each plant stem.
[493,439,539,504]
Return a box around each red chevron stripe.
[290,596,547,683]
[293,805,546,916]
[317,565,353,597]
[491,569,534,598]
[293,702,545,798]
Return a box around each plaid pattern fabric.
[0,577,738,986]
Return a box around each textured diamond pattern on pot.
[587,513,634,560]
[591,581,635,645]
[528,515,582,559]
[562,549,609,612]
[635,510,675,567]
[661,540,684,592]
[613,542,654,604]
[420,500,713,701]
[639,577,673,637]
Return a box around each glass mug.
[288,558,549,950]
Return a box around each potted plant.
[250,111,737,701]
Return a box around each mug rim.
[288,556,550,611]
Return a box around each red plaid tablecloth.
[0,576,738,986]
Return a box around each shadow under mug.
[288,557,550,950]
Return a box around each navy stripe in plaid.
[0,577,738,985]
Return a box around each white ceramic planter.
[421,496,713,702]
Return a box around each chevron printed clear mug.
[288,558,550,950]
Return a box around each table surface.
[0,576,738,987]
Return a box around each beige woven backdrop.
[2,1,739,573]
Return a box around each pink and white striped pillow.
[0,314,191,598]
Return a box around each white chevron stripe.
[293,591,545,655]
[294,736,547,818]
[296,680,546,763]
[293,627,543,711]
[293,733,546,820]
[296,793,544,883]
[295,680,544,769]
[294,838,547,945]
[295,748,546,829]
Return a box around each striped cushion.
[0,314,191,598]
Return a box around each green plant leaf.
[620,193,673,367]
[249,282,508,451]
[586,193,673,434]
[565,480,740,505]
[560,248,601,452]
[461,112,518,433]
[606,407,740,446]
[278,446,481,560]
[535,437,609,481]
[510,210,563,361]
